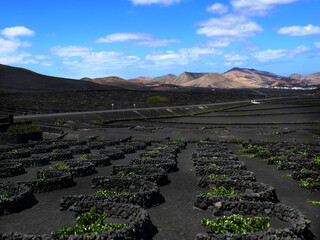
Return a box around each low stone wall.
[51,160,96,177]
[193,159,246,170]
[194,180,278,210]
[77,154,111,167]
[0,161,25,178]
[139,152,177,160]
[99,149,125,160]
[19,170,75,193]
[0,182,37,215]
[70,146,91,155]
[196,166,256,181]
[0,131,42,144]
[196,201,311,240]
[112,165,168,185]
[130,158,178,173]
[11,155,50,167]
[29,145,53,154]
[292,170,320,180]
[1,202,151,240]
[0,149,31,160]
[60,178,161,210]
[49,150,73,161]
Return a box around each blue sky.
[0,0,319,79]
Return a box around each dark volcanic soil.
[0,93,320,240]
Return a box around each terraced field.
[0,94,319,239]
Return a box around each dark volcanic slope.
[0,64,111,91]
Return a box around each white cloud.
[130,0,183,6]
[207,40,231,47]
[146,47,222,65]
[224,53,248,62]
[136,39,180,46]
[50,45,141,77]
[197,14,263,38]
[251,46,310,62]
[0,26,43,66]
[224,52,248,66]
[0,38,22,54]
[1,26,34,39]
[50,46,93,57]
[95,33,151,43]
[94,32,179,46]
[277,24,320,36]
[206,3,229,15]
[231,0,297,16]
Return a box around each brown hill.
[172,72,208,85]
[222,67,281,88]
[0,64,110,91]
[303,72,320,86]
[289,73,304,80]
[271,77,308,88]
[153,74,177,83]
[84,76,147,90]
[288,72,320,86]
[135,76,153,81]
[181,72,245,88]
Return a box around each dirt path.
[147,143,211,240]
[228,144,320,240]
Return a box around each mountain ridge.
[0,64,318,92]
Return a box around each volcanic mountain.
[271,77,308,88]
[83,76,147,90]
[0,64,110,91]
[172,72,208,85]
[222,67,281,88]
[181,72,246,88]
[152,74,177,83]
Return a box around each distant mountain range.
[0,64,319,92]
[289,72,320,86]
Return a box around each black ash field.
[0,90,320,240]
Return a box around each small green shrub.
[146,96,170,104]
[0,191,9,199]
[300,176,320,189]
[199,186,241,196]
[208,164,217,167]
[201,214,270,234]
[50,163,70,170]
[7,124,40,133]
[116,171,137,177]
[208,173,226,179]
[306,201,320,206]
[55,207,128,236]
[78,154,88,161]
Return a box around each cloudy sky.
[0,0,319,79]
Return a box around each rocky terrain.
[0,93,319,239]
[0,64,319,92]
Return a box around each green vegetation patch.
[147,96,170,103]
[78,154,89,161]
[0,190,9,199]
[306,201,320,206]
[116,171,138,177]
[300,176,320,189]
[208,173,226,179]
[201,214,270,234]
[50,163,70,170]
[56,207,128,236]
[199,186,241,196]
[7,124,40,133]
